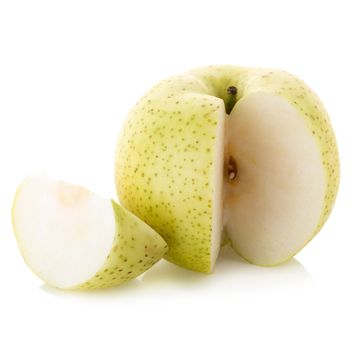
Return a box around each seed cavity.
[227,156,238,181]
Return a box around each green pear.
[12,175,168,289]
[115,65,340,272]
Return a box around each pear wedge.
[12,175,168,289]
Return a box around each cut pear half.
[115,65,339,272]
[12,175,168,289]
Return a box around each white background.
[0,1,349,349]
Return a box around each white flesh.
[210,102,225,270]
[13,176,115,288]
[224,92,325,265]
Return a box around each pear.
[115,65,339,272]
[12,175,168,289]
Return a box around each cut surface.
[13,176,115,288]
[210,103,225,269]
[224,92,326,265]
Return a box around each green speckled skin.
[115,66,339,272]
[75,202,168,289]
[116,75,223,273]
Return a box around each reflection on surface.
[141,245,313,289]
[40,277,143,299]
[216,245,313,288]
[40,245,313,298]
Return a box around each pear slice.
[12,175,168,289]
[115,65,340,272]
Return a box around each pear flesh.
[115,66,339,272]
[224,92,326,265]
[12,175,168,289]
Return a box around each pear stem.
[225,86,238,114]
